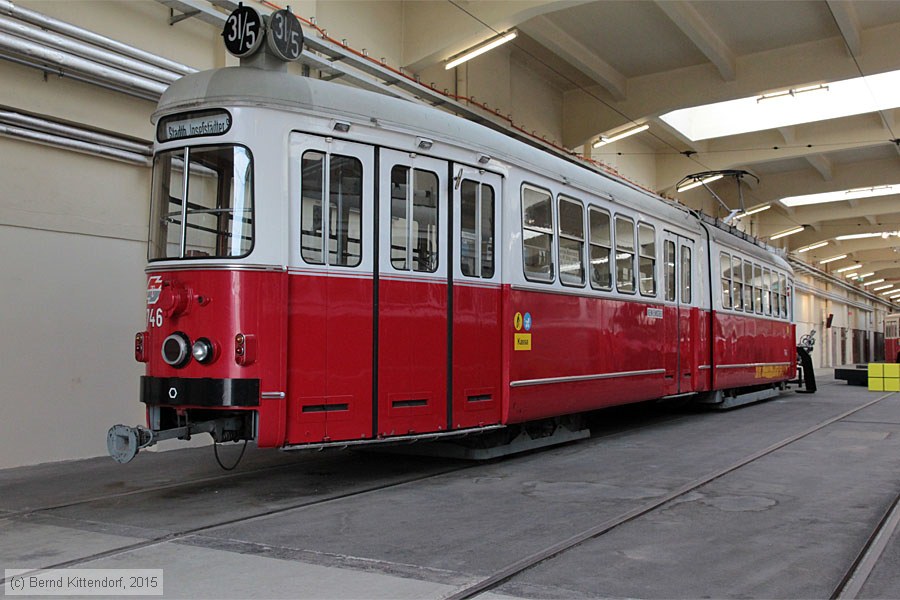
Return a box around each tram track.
[0,408,690,588]
[442,391,897,600]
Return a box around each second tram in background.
[107,6,806,463]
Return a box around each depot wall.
[0,0,568,469]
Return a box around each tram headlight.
[161,332,191,368]
[191,338,215,364]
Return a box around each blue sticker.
[524,312,532,331]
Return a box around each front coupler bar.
[107,417,246,464]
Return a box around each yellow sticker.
[514,312,523,331]
[514,333,532,351]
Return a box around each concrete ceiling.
[406,0,900,293]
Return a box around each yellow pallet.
[868,363,900,391]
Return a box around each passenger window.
[732,256,743,310]
[772,272,782,318]
[743,261,753,312]
[665,241,676,302]
[721,252,732,309]
[558,197,585,287]
[300,151,325,264]
[460,180,495,278]
[615,216,635,293]
[681,245,692,304]
[522,186,554,282]
[781,274,790,319]
[300,151,363,267]
[390,166,438,272]
[753,263,763,314]
[638,223,656,296]
[763,269,772,315]
[589,207,612,290]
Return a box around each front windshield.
[149,145,253,260]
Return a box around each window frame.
[557,195,586,288]
[588,206,613,291]
[637,222,657,297]
[521,183,555,283]
[390,165,440,273]
[614,214,636,294]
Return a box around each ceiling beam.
[826,0,862,56]
[519,16,626,100]
[654,0,735,81]
[806,154,833,181]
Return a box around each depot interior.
[2,0,899,470]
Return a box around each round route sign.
[267,8,304,61]
[222,4,264,58]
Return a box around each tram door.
[287,134,376,443]
[662,233,696,394]
[377,149,449,437]
[451,166,502,429]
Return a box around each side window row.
[720,251,790,318]
[300,153,497,278]
[522,184,657,298]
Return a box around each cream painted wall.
[589,137,657,192]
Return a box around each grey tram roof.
[156,66,789,272]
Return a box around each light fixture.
[796,241,828,253]
[416,137,433,150]
[862,278,886,287]
[858,272,875,279]
[770,226,805,240]
[888,290,900,297]
[445,31,517,70]
[757,84,829,103]
[819,254,848,265]
[836,264,862,273]
[881,288,898,295]
[847,273,859,279]
[732,203,771,219]
[874,284,894,291]
[593,124,650,148]
[332,120,351,133]
[835,231,900,240]
[676,174,724,193]
[477,153,491,165]
[780,184,900,207]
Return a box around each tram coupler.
[107,416,247,464]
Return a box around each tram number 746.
[147,308,163,328]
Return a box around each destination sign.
[157,110,232,142]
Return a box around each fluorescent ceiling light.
[796,241,828,253]
[862,278,886,287]
[770,226,805,240]
[873,284,894,291]
[888,290,900,297]
[445,31,517,70]
[819,254,848,264]
[592,124,650,148]
[835,264,862,273]
[858,272,875,279]
[660,68,900,141]
[780,184,900,207]
[676,173,724,193]
[847,273,859,279]
[835,231,900,240]
[881,288,898,295]
[732,203,771,219]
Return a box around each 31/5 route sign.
[267,9,303,61]
[223,4,264,57]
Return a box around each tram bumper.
[140,376,260,407]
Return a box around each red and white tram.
[107,22,800,463]
[886,313,900,363]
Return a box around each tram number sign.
[267,9,304,61]
[223,4,264,58]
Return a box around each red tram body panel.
[110,58,802,462]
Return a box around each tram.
[886,313,900,363]
[107,7,801,463]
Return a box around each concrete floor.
[1,371,898,599]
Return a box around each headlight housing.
[191,337,215,364]
[161,332,191,368]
